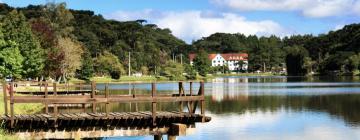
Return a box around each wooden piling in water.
[105,83,109,117]
[200,81,205,122]
[152,82,157,126]
[179,82,183,112]
[91,81,96,113]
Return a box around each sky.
[2,0,360,43]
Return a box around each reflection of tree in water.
[206,95,360,126]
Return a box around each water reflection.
[83,76,360,139]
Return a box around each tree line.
[0,2,360,82]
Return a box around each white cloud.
[212,0,360,18]
[333,24,345,31]
[105,10,289,43]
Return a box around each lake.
[64,76,360,140]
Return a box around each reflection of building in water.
[211,77,249,102]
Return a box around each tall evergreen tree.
[0,22,24,79]
[193,50,211,76]
[2,10,44,78]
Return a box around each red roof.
[189,53,248,61]
[220,53,248,61]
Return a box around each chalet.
[189,53,248,71]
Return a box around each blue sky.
[3,0,360,42]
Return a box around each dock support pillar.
[151,83,157,126]
[91,81,96,113]
[168,135,177,140]
[154,134,163,140]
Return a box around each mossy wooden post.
[91,81,96,113]
[200,81,205,122]
[105,83,109,117]
[53,83,58,120]
[178,82,183,112]
[44,82,49,114]
[3,82,8,116]
[10,82,14,128]
[151,83,157,126]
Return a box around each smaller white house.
[189,53,248,71]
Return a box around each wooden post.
[168,135,177,140]
[178,82,183,112]
[154,135,162,140]
[80,83,86,112]
[200,81,205,122]
[53,83,58,118]
[151,83,157,126]
[105,83,109,117]
[188,82,194,114]
[3,82,8,116]
[189,82,193,96]
[44,82,48,114]
[10,82,14,128]
[91,81,96,113]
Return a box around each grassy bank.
[214,72,277,77]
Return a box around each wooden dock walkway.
[1,81,210,139]
[1,111,210,130]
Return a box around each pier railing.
[2,81,205,128]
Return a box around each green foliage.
[184,64,197,79]
[161,61,185,80]
[77,51,94,80]
[0,47,24,79]
[2,10,44,78]
[193,50,211,76]
[1,2,360,79]
[95,51,125,79]
[285,46,309,76]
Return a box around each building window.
[213,60,216,63]
[218,61,220,63]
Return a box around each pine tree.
[0,21,24,79]
[2,10,44,78]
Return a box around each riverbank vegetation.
[0,2,360,83]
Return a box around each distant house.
[189,53,248,71]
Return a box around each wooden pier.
[1,81,210,139]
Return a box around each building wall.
[211,54,226,67]
[190,53,248,71]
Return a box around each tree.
[0,47,24,79]
[2,10,44,78]
[346,53,360,73]
[95,51,125,79]
[77,51,94,80]
[58,37,84,78]
[193,50,211,76]
[161,61,185,80]
[285,46,309,76]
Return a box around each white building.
[189,53,248,71]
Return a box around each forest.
[0,2,360,81]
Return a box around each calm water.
[69,76,360,140]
